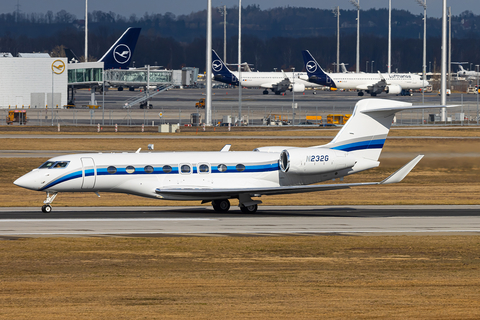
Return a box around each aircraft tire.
[212,199,230,213]
[358,91,364,96]
[263,90,269,95]
[42,204,52,213]
[240,204,258,214]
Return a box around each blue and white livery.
[14,99,447,213]
[302,50,430,97]
[211,50,321,95]
[98,27,141,70]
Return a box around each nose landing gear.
[42,192,58,213]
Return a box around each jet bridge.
[67,64,173,107]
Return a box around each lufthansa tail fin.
[212,50,238,85]
[99,27,141,70]
[302,50,335,87]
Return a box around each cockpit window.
[53,161,70,168]
[39,161,55,169]
[39,161,70,169]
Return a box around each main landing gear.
[210,198,259,214]
[263,89,269,95]
[212,199,230,213]
[357,91,364,96]
[240,204,258,214]
[41,192,58,213]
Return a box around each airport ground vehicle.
[6,110,27,125]
[195,98,205,109]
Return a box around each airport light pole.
[388,0,391,73]
[440,0,447,122]
[238,0,242,125]
[366,61,368,73]
[333,6,340,73]
[416,0,427,105]
[448,7,452,92]
[205,0,213,126]
[371,60,374,73]
[84,0,88,62]
[220,5,227,62]
[350,0,360,73]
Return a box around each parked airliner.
[211,50,321,95]
[14,99,447,213]
[302,50,429,96]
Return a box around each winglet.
[380,155,424,184]
[220,144,231,152]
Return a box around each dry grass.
[1,236,480,319]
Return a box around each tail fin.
[99,27,141,69]
[212,50,238,85]
[320,99,448,161]
[301,50,336,88]
[64,48,80,63]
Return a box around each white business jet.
[457,65,480,79]
[14,99,446,213]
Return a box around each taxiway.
[1,205,479,237]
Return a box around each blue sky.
[2,0,478,19]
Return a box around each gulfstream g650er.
[14,99,446,213]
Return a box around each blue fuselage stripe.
[331,139,385,152]
[40,162,280,190]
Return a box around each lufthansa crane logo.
[51,60,65,74]
[212,60,223,72]
[113,44,131,64]
[306,61,317,73]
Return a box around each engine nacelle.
[279,148,357,175]
[291,83,305,92]
[386,84,402,94]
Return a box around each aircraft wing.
[356,72,387,91]
[156,155,423,198]
[259,83,280,89]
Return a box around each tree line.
[0,6,479,73]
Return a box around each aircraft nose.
[14,173,40,191]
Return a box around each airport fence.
[1,102,479,127]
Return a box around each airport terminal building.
[0,53,68,108]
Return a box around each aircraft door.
[81,157,96,189]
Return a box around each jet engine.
[279,148,357,175]
[386,84,402,94]
[291,83,305,92]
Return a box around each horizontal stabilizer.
[381,155,424,184]
[362,104,457,113]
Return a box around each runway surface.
[1,205,479,237]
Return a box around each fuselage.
[14,147,364,201]
[221,71,317,89]
[327,72,428,90]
